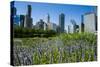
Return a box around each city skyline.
[14,1,97,31]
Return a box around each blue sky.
[13,1,97,30]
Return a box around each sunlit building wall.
[84,13,97,33]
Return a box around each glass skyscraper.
[59,13,65,33]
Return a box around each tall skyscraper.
[27,5,31,17]
[24,5,33,29]
[46,14,57,31]
[81,22,84,32]
[47,14,51,30]
[81,15,84,32]
[47,14,50,23]
[84,13,97,33]
[59,13,65,33]
[20,15,25,27]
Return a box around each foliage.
[13,33,97,65]
[14,26,57,38]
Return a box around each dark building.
[13,15,20,27]
[81,22,84,32]
[81,15,84,32]
[20,15,25,27]
[36,19,46,30]
[59,13,65,33]
[24,5,33,29]
[56,26,61,33]
[27,5,31,17]
[75,25,79,33]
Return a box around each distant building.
[69,19,79,33]
[68,25,71,33]
[44,22,48,30]
[83,13,97,33]
[47,14,50,23]
[47,22,51,30]
[47,14,51,30]
[80,15,84,32]
[69,24,74,33]
[36,19,46,30]
[56,26,60,33]
[51,23,57,32]
[27,5,31,17]
[59,13,65,33]
[13,15,20,26]
[20,15,25,27]
[49,23,57,31]
[24,5,33,29]
[46,14,57,31]
[81,22,84,32]
[24,15,33,28]
[75,25,79,33]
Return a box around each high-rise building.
[24,15,33,28]
[59,13,65,33]
[70,19,79,33]
[46,14,57,31]
[47,14,51,30]
[36,19,46,30]
[81,15,84,32]
[49,23,57,32]
[83,13,97,33]
[20,15,25,27]
[47,14,50,23]
[24,5,33,29]
[81,22,84,32]
[44,23,48,30]
[27,5,31,17]
[69,24,74,33]
[13,15,20,26]
[68,25,71,33]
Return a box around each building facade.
[48,23,57,32]
[24,5,33,29]
[36,19,46,30]
[69,20,79,33]
[20,15,25,27]
[59,13,65,33]
[83,13,97,33]
[47,14,51,30]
